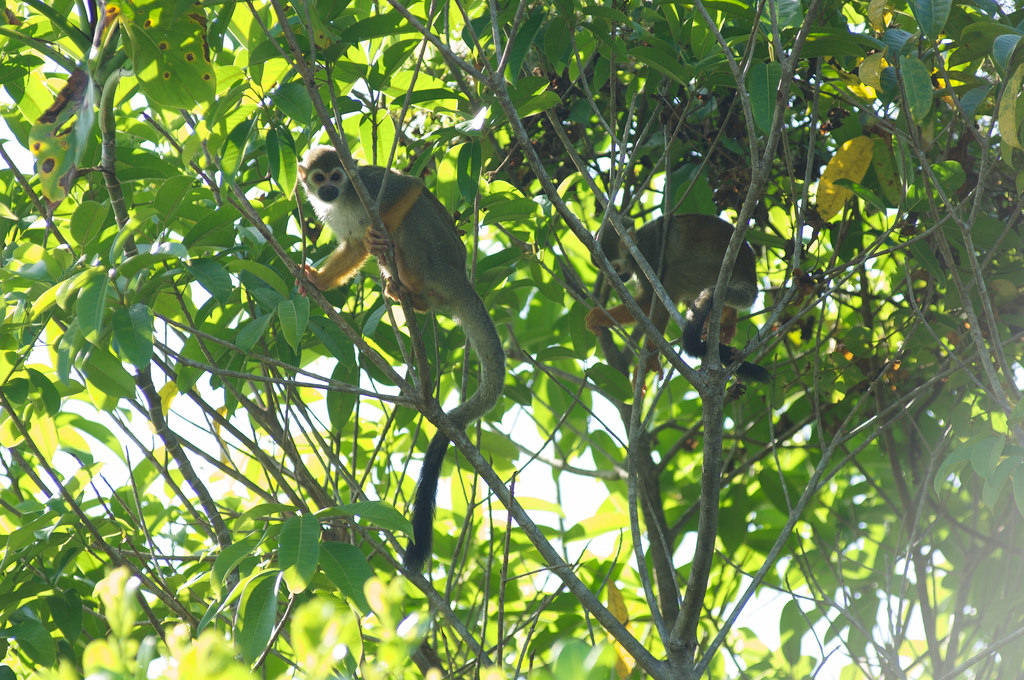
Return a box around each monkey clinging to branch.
[298,146,506,572]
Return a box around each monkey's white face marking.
[302,164,366,242]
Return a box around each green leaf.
[236,313,274,353]
[76,270,111,343]
[998,63,1024,151]
[221,116,259,180]
[118,3,216,108]
[117,245,188,281]
[870,138,902,206]
[82,345,136,405]
[111,303,154,368]
[908,0,951,40]
[70,200,110,251]
[187,258,233,304]
[544,16,572,69]
[456,141,482,204]
[506,8,546,83]
[959,85,989,118]
[46,591,83,644]
[631,45,690,86]
[327,359,358,430]
[906,160,965,210]
[900,55,933,123]
[748,61,782,134]
[992,33,1023,71]
[237,573,281,664]
[268,127,298,195]
[357,110,395,167]
[319,542,373,614]
[780,599,806,664]
[338,11,405,43]
[318,501,410,533]
[212,539,261,597]
[277,297,310,354]
[586,363,633,403]
[883,28,915,59]
[234,503,298,530]
[227,259,289,297]
[278,515,320,594]
[1014,469,1024,518]
[308,317,356,362]
[24,370,58,415]
[935,435,1006,495]
[982,456,1021,509]
[6,621,55,667]
[515,91,561,118]
[154,175,196,220]
[271,82,314,125]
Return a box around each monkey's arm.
[584,301,652,333]
[304,240,370,291]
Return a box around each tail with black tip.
[683,289,771,383]
[403,287,505,572]
[404,432,450,571]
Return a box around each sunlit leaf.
[900,54,934,123]
[319,542,372,614]
[237,573,281,664]
[111,303,154,368]
[278,514,320,594]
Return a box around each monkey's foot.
[381,275,404,302]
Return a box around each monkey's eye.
[329,170,343,182]
[311,171,324,183]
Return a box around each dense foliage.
[2,0,1023,678]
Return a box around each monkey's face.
[300,164,347,204]
[298,147,349,206]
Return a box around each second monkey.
[586,213,770,383]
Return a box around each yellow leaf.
[607,582,629,623]
[606,584,635,678]
[158,380,177,417]
[817,136,875,220]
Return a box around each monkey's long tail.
[404,431,449,571]
[682,289,771,384]
[404,289,505,572]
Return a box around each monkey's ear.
[297,163,308,180]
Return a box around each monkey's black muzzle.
[317,185,339,202]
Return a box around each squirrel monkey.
[585,213,771,383]
[298,146,506,572]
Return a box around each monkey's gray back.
[633,214,758,308]
[357,166,474,309]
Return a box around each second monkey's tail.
[404,288,505,572]
[682,288,771,384]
